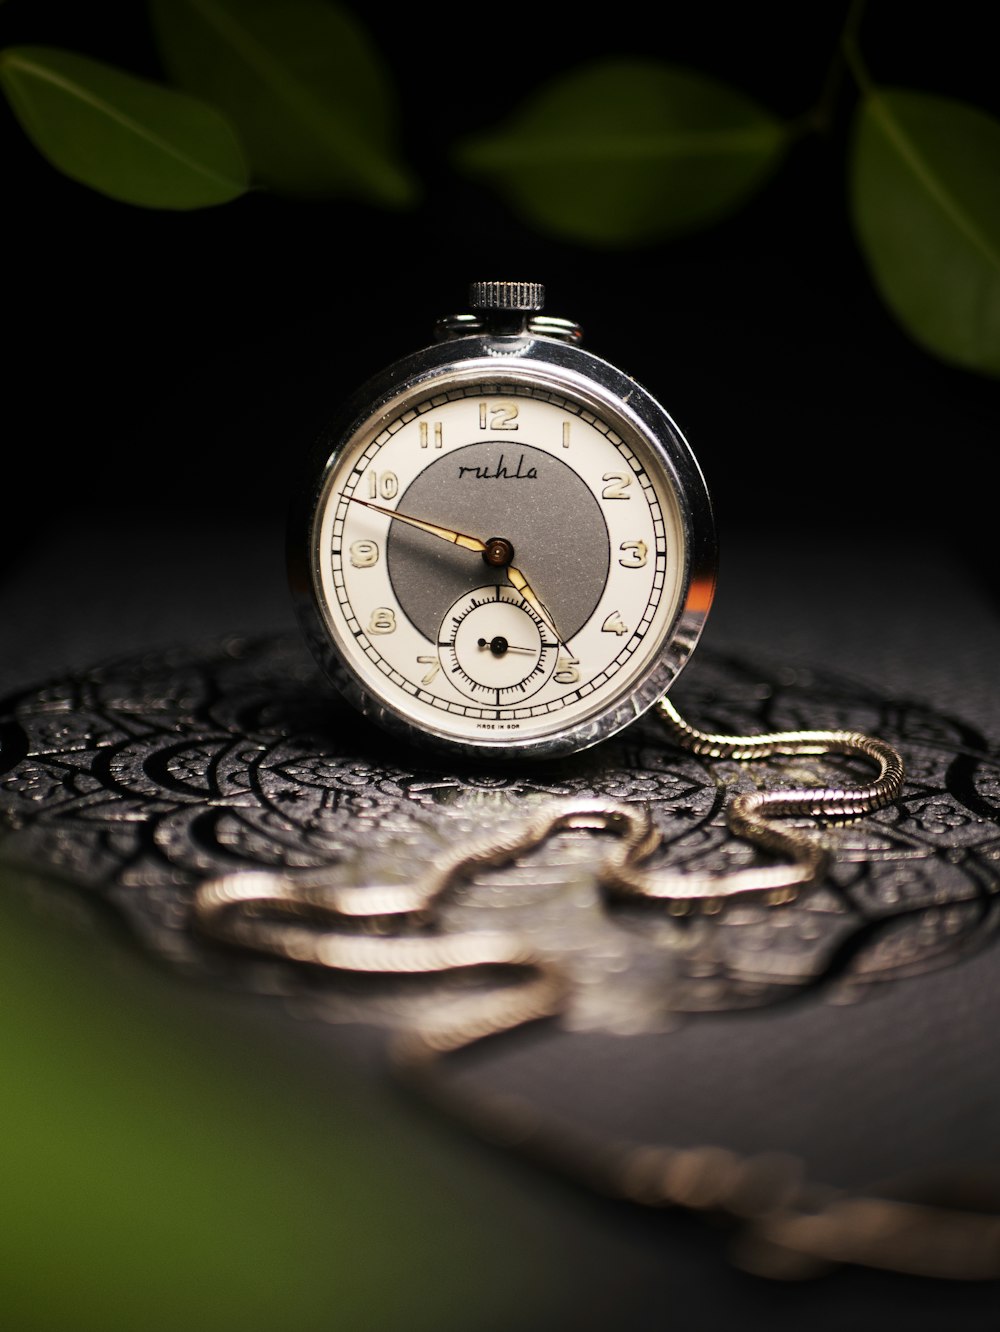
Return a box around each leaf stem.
[841,0,873,96]
[800,0,871,137]
[807,35,848,133]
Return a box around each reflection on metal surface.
[1,634,999,1281]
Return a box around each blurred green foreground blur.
[0,870,547,1332]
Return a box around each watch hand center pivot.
[483,537,515,568]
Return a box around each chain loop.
[186,703,1000,1284]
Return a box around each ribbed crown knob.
[469,281,545,313]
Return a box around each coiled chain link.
[189,704,1000,1281]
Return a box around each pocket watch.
[288,281,717,759]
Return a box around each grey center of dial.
[387,441,610,643]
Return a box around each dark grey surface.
[2,513,1000,1329]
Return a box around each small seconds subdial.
[441,585,559,704]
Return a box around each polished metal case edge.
[287,331,717,760]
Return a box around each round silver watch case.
[288,323,717,761]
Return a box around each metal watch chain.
[190,285,997,1283]
[190,700,999,1283]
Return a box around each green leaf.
[850,89,1000,376]
[148,0,416,206]
[0,45,248,209]
[454,59,787,246]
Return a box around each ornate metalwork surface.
[1,633,997,1029]
[3,633,1000,1281]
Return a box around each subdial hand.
[477,637,535,657]
[343,494,487,553]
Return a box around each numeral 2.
[602,472,631,500]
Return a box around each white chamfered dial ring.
[292,335,716,759]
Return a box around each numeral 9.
[349,540,379,567]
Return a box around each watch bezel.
[288,331,716,760]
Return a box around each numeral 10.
[368,470,398,500]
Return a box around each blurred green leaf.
[454,59,787,246]
[148,0,416,206]
[0,874,546,1332]
[0,45,248,208]
[850,89,1000,376]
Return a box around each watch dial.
[312,374,688,749]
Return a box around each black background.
[3,0,999,605]
[4,6,1000,1326]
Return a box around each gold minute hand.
[344,494,487,553]
[346,492,565,645]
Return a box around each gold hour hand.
[345,494,487,553]
[506,565,564,647]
